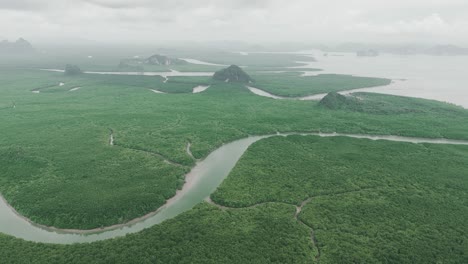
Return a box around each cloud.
[0,0,47,11]
[397,14,448,33]
[0,0,468,45]
[347,13,468,38]
[84,0,271,11]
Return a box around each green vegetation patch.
[81,74,210,94]
[212,135,468,263]
[252,73,391,97]
[300,188,467,264]
[0,203,315,264]
[0,139,188,230]
[319,92,465,115]
[1,69,468,229]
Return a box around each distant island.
[427,45,468,56]
[384,44,468,56]
[356,49,379,57]
[333,42,468,56]
[212,65,253,83]
[0,38,35,54]
[118,54,187,70]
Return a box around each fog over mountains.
[0,38,35,53]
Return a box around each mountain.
[212,65,253,83]
[0,38,35,54]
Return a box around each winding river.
[1,132,468,244]
[41,69,214,77]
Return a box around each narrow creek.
[1,132,468,244]
[246,81,402,101]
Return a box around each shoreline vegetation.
[211,135,468,263]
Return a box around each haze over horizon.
[1,0,468,47]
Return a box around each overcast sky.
[1,0,468,46]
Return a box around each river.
[1,133,468,244]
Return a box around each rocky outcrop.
[212,65,253,83]
[64,64,82,75]
[319,92,362,111]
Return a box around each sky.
[1,0,468,46]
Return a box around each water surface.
[297,52,468,108]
